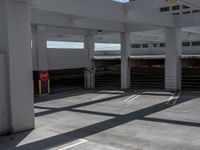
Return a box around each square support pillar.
[165,27,182,92]
[32,26,50,95]
[0,0,34,134]
[35,26,48,71]
[84,34,95,89]
[84,68,95,89]
[121,32,131,90]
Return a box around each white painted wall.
[32,47,90,70]
[0,53,9,134]
[0,0,35,134]
[47,49,89,70]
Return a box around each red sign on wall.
[40,71,49,81]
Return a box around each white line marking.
[57,139,88,150]
[166,92,181,105]
[168,93,175,101]
[92,94,109,100]
[99,90,124,94]
[172,92,181,105]
[124,91,144,102]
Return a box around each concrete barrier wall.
[32,47,200,71]
[32,48,90,70]
[182,47,200,55]
[32,47,38,71]
[47,49,89,70]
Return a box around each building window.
[183,5,190,9]
[183,11,191,14]
[132,44,141,48]
[193,10,200,13]
[160,43,165,47]
[182,42,190,47]
[160,7,169,12]
[142,44,148,48]
[172,5,180,10]
[173,12,180,15]
[192,41,200,46]
[153,43,158,47]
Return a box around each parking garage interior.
[1,0,200,150]
[182,58,200,91]
[131,59,165,90]
[95,59,121,89]
[49,69,85,93]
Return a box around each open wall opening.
[95,60,121,89]
[182,58,200,91]
[94,33,121,89]
[131,59,165,90]
[32,28,89,95]
[49,69,85,93]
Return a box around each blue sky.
[113,0,129,3]
[47,41,121,51]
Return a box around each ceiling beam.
[31,9,126,32]
[31,0,175,27]
[178,13,200,28]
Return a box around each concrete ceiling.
[30,0,200,43]
[47,28,200,44]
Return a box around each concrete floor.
[0,89,200,150]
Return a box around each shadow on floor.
[34,91,135,117]
[1,91,200,150]
[34,89,94,103]
[6,92,199,150]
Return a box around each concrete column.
[165,27,182,91]
[84,34,95,88]
[32,26,50,95]
[31,26,38,71]
[149,43,154,50]
[0,0,34,134]
[36,25,48,71]
[121,32,131,90]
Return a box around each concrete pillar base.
[84,68,95,89]
[121,32,131,90]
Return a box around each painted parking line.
[99,90,125,94]
[172,92,181,105]
[124,90,144,102]
[92,94,109,100]
[166,92,181,105]
[57,139,88,150]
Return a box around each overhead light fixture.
[97,30,103,36]
[165,0,177,5]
